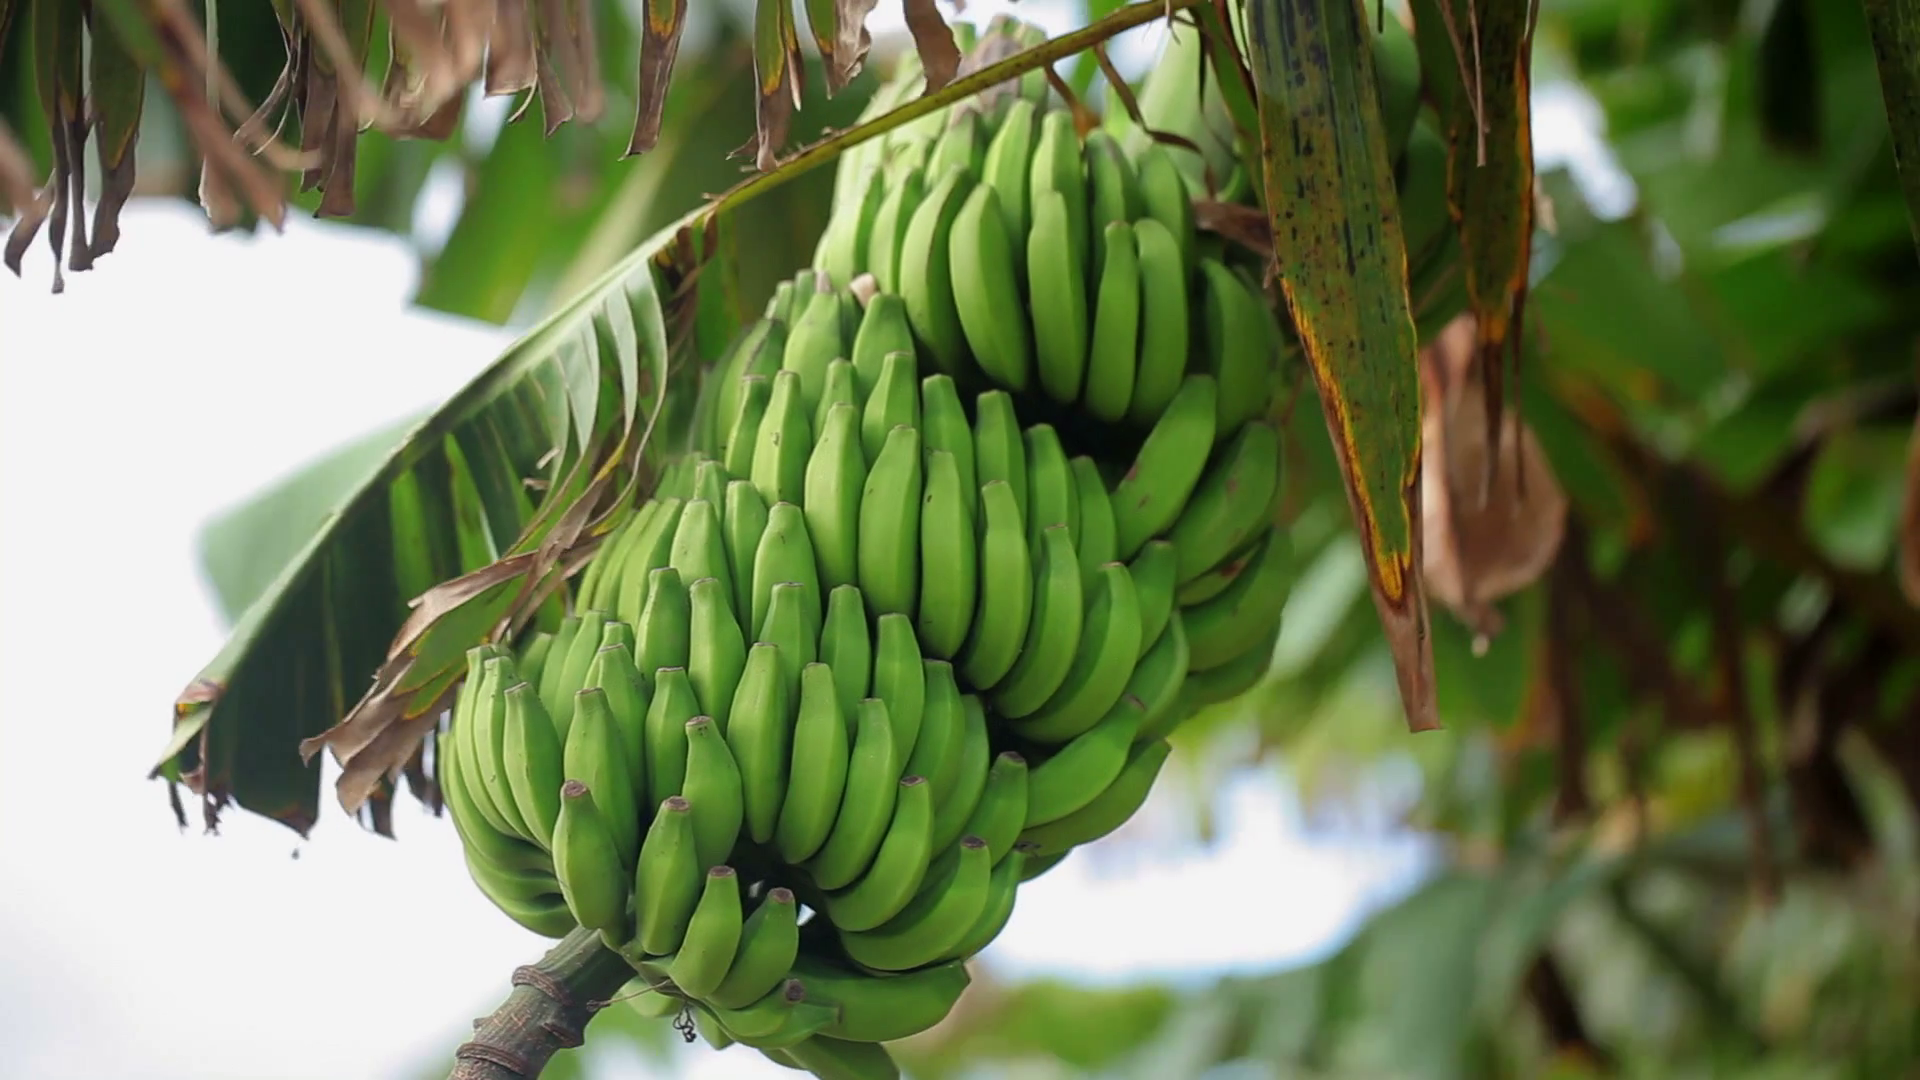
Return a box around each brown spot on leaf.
[904,0,961,94]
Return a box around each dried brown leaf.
[0,119,44,218]
[1420,315,1566,642]
[834,0,881,87]
[904,0,961,94]
[487,0,537,94]
[628,0,687,155]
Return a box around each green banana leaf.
[1244,0,1437,732]
[155,206,707,837]
[1864,0,1920,259]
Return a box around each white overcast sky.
[0,1,1633,1074]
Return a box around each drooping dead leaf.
[904,0,962,94]
[628,0,688,156]
[1420,314,1567,645]
[834,0,882,89]
[0,120,43,218]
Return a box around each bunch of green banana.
[431,16,1463,1078]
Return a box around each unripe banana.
[1017,562,1144,744]
[1027,190,1090,404]
[918,374,976,511]
[545,609,609,740]
[870,612,927,772]
[726,642,793,845]
[724,375,775,479]
[758,582,816,700]
[839,834,991,971]
[1028,108,1090,279]
[980,96,1038,246]
[928,693,992,853]
[516,632,556,689]
[817,162,886,290]
[754,370,814,508]
[971,390,1029,531]
[779,1036,901,1080]
[715,318,787,441]
[438,728,550,874]
[824,774,935,931]
[765,280,797,324]
[1184,525,1292,672]
[866,166,927,296]
[1070,456,1119,587]
[1083,129,1141,268]
[904,659,966,803]
[1025,694,1147,827]
[724,481,772,623]
[857,425,924,620]
[711,981,839,1050]
[565,687,641,865]
[600,621,635,653]
[536,616,582,712]
[671,500,733,617]
[462,652,524,838]
[633,795,701,956]
[774,662,851,864]
[688,576,749,734]
[1128,611,1192,742]
[634,566,692,687]
[502,680,565,847]
[950,182,1033,392]
[460,843,574,938]
[791,954,970,1043]
[1123,217,1192,426]
[1023,423,1080,552]
[945,844,1030,960]
[666,865,744,1000]
[1133,140,1197,274]
[643,666,700,807]
[1198,258,1279,436]
[553,780,629,937]
[1175,531,1261,606]
[927,107,984,180]
[957,480,1033,691]
[753,503,824,647]
[861,350,920,464]
[808,698,899,890]
[682,715,746,872]
[694,457,728,511]
[616,500,686,634]
[804,402,866,594]
[815,357,859,438]
[961,750,1029,864]
[817,584,872,729]
[1169,420,1281,583]
[1083,220,1142,423]
[916,449,978,659]
[899,166,977,378]
[849,294,915,403]
[1020,737,1172,856]
[784,277,849,416]
[994,524,1084,718]
[1126,538,1179,657]
[709,886,801,1010]
[1111,374,1220,560]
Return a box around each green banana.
[899,165,977,378]
[839,835,991,971]
[850,293,916,402]
[582,647,653,797]
[916,448,978,659]
[1111,374,1219,560]
[726,642,792,845]
[1023,423,1080,551]
[460,845,574,938]
[1198,258,1278,435]
[545,610,608,740]
[792,955,970,1042]
[724,375,775,480]
[754,369,814,508]
[1128,612,1192,742]
[870,613,926,772]
[759,582,816,699]
[928,693,991,853]
[823,774,934,931]
[960,750,1029,864]
[682,715,746,872]
[904,659,966,805]
[535,616,582,713]
[666,866,744,1000]
[1017,562,1144,744]
[945,845,1030,959]
[438,728,550,874]
[671,500,733,615]
[695,457,728,510]
[753,503,823,648]
[1083,128,1141,267]
[808,698,899,890]
[1020,738,1172,856]
[688,576,749,734]
[1169,420,1281,582]
[804,401,866,594]
[1184,525,1291,671]
[552,780,629,937]
[775,662,851,864]
[463,653,525,838]
[633,795,701,956]
[634,566,692,687]
[918,373,976,512]
[815,357,859,438]
[979,96,1038,244]
[716,318,787,443]
[1123,217,1192,426]
[502,680,565,847]
[1027,189,1090,404]
[783,276,848,416]
[949,182,1033,392]
[616,500,686,638]
[643,666,699,807]
[1028,107,1090,278]
[1174,531,1262,606]
[818,163,886,290]
[927,107,983,180]
[861,349,920,464]
[565,687,641,865]
[1083,219,1142,423]
[1133,139,1197,274]
[972,389,1029,529]
[1025,694,1146,827]
[1127,538,1180,658]
[957,479,1033,691]
[1070,456,1119,587]
[712,984,838,1050]
[724,480,772,623]
[709,886,801,1010]
[857,425,924,620]
[993,524,1084,718]
[817,584,872,729]
[779,1036,901,1080]
[866,166,927,296]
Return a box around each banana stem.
[450,927,636,1079]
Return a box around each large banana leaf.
[154,206,717,836]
